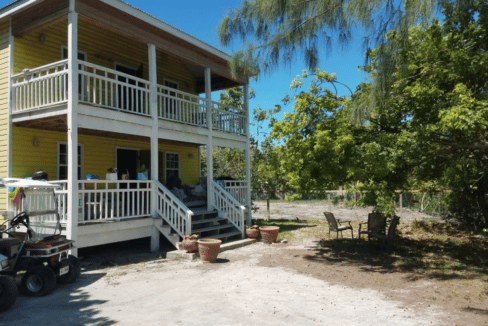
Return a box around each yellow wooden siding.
[13,19,197,93]
[11,127,200,185]
[0,18,9,211]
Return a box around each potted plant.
[137,164,148,180]
[259,226,280,244]
[106,167,117,181]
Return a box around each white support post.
[243,82,252,225]
[67,0,79,257]
[205,68,213,210]
[148,43,159,252]
[6,18,13,211]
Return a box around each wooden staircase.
[190,207,242,241]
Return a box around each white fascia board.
[100,0,232,62]
[0,0,43,20]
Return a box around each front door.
[117,149,137,180]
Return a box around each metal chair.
[323,212,354,239]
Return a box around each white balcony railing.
[79,61,151,116]
[10,60,247,136]
[211,101,246,135]
[157,85,208,127]
[11,60,69,113]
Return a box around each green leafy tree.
[352,0,488,226]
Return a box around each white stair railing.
[154,180,193,237]
[212,181,245,238]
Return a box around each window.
[163,79,179,118]
[57,142,83,180]
[165,152,180,181]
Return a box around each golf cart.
[0,178,80,310]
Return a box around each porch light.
[38,33,46,43]
[32,138,39,146]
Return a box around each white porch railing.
[212,180,245,237]
[211,101,246,135]
[79,61,151,116]
[49,181,68,222]
[77,180,152,224]
[222,180,248,205]
[11,59,69,113]
[157,85,208,127]
[154,180,193,237]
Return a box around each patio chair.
[369,215,400,249]
[323,212,354,239]
[358,213,387,240]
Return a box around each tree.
[219,0,441,77]
[352,0,488,226]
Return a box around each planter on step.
[181,234,199,253]
[245,225,260,238]
[259,226,280,244]
[197,238,222,263]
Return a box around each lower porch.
[10,179,249,251]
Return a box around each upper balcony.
[10,59,247,136]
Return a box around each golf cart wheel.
[0,276,18,312]
[20,266,56,297]
[57,255,81,284]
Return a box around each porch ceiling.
[14,115,201,146]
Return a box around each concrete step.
[205,230,242,240]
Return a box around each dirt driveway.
[1,202,483,325]
[2,242,449,326]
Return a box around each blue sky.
[0,0,370,141]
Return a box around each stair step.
[191,217,223,225]
[192,224,234,233]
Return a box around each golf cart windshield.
[0,178,62,240]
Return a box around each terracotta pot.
[181,234,199,253]
[245,225,260,238]
[259,226,280,244]
[197,238,222,263]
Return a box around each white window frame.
[61,45,87,61]
[57,142,84,180]
[164,152,180,181]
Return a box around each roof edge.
[0,0,43,20]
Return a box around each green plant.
[137,164,147,173]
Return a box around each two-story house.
[0,0,252,255]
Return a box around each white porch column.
[148,43,159,252]
[205,68,213,209]
[7,19,13,178]
[6,19,13,211]
[243,82,252,225]
[67,0,79,256]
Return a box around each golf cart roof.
[0,178,61,189]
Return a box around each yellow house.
[0,0,251,254]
